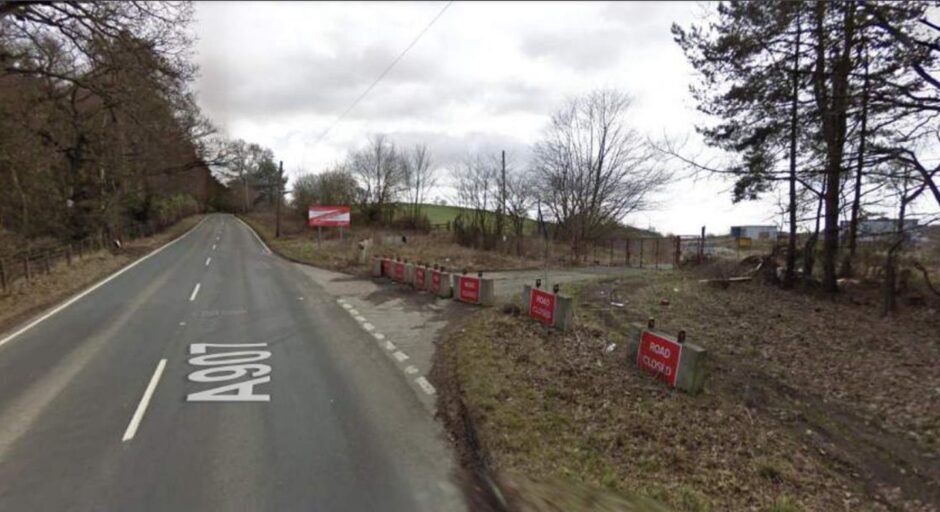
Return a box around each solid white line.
[205,257,211,267]
[0,218,206,350]
[393,351,409,362]
[189,283,201,302]
[122,359,167,442]
[235,217,272,255]
[415,377,436,395]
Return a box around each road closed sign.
[430,271,442,294]
[637,331,682,387]
[308,206,351,227]
[394,261,406,282]
[457,276,480,303]
[414,266,426,290]
[382,258,392,277]
[529,288,556,326]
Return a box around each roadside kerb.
[520,281,574,330]
[626,319,707,394]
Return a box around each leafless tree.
[348,134,406,223]
[532,89,669,255]
[505,167,536,256]
[402,144,436,223]
[452,153,499,247]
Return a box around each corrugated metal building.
[730,225,778,240]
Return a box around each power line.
[306,1,454,154]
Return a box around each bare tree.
[533,89,669,255]
[402,144,436,223]
[505,167,535,256]
[348,134,406,224]
[452,153,499,248]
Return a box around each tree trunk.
[784,8,802,289]
[842,42,870,278]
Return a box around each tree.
[402,144,436,224]
[452,153,499,248]
[505,166,535,256]
[348,134,406,224]
[291,167,360,220]
[532,89,668,256]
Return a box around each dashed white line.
[122,359,167,442]
[415,377,436,395]
[362,322,375,331]
[212,244,217,251]
[393,351,409,362]
[189,283,201,302]
[372,332,386,340]
[348,309,360,315]
[404,365,418,374]
[354,315,366,322]
[384,341,397,351]
[341,304,353,310]
[205,257,211,267]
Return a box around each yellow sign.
[737,237,752,249]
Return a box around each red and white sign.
[430,271,442,294]
[457,276,480,303]
[394,261,406,282]
[414,266,426,290]
[382,258,392,277]
[308,206,351,227]
[528,288,556,326]
[637,331,682,387]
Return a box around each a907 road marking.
[186,343,272,402]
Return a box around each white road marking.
[336,298,346,304]
[0,217,206,349]
[348,309,359,315]
[212,244,216,250]
[404,365,418,374]
[372,332,385,340]
[354,315,366,322]
[362,322,374,331]
[186,343,272,402]
[342,304,353,310]
[189,283,201,302]
[415,377,436,395]
[235,216,272,255]
[298,296,304,301]
[122,359,167,442]
[205,257,211,266]
[393,351,409,362]
[384,341,397,351]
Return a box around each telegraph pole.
[275,160,283,238]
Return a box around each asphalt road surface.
[0,214,464,511]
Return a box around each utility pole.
[275,160,283,238]
[500,150,506,238]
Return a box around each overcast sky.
[191,1,933,235]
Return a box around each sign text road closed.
[308,206,351,227]
[457,276,480,303]
[637,331,682,387]
[431,271,442,294]
[414,266,426,290]
[529,288,556,326]
[394,261,406,282]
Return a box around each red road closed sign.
[458,276,480,303]
[415,267,426,289]
[528,288,556,326]
[637,331,682,387]
[308,206,351,227]
[430,271,442,294]
[382,258,392,277]
[394,262,405,282]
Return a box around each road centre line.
[189,283,201,302]
[0,217,206,349]
[122,359,167,442]
[205,257,211,266]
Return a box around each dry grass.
[0,215,203,333]
[433,270,940,511]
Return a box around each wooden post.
[626,239,631,267]
[699,225,705,263]
[640,239,644,268]
[317,226,322,248]
[674,236,681,268]
[655,238,660,270]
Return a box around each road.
[0,214,465,511]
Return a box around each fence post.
[674,236,681,268]
[24,256,30,283]
[626,239,631,267]
[639,239,644,268]
[655,238,660,270]
[0,260,6,292]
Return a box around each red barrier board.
[457,276,480,303]
[394,262,406,282]
[308,205,351,227]
[529,288,556,326]
[382,258,392,277]
[637,331,682,387]
[430,271,442,294]
[415,267,426,289]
